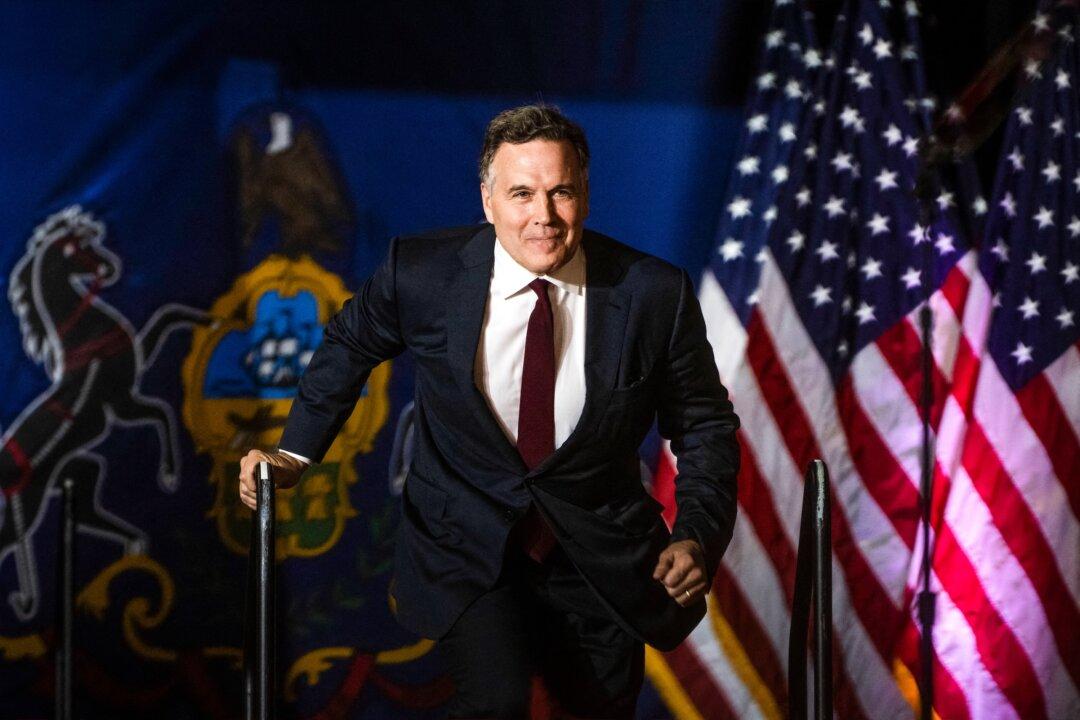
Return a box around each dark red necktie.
[516,278,558,561]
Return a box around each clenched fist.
[237,449,308,511]
[653,538,708,607]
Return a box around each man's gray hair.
[478,104,590,184]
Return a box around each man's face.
[481,139,589,275]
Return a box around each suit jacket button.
[502,508,516,523]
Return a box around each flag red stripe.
[1014,373,1080,521]
[662,643,738,719]
[960,421,1080,688]
[933,522,1048,719]
[878,319,951,428]
[835,375,922,547]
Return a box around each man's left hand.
[653,539,708,607]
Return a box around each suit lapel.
[446,226,528,475]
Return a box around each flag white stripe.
[685,597,768,720]
[1041,344,1080,446]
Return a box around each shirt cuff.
[278,448,313,466]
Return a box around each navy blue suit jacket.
[280,224,739,650]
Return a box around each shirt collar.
[491,238,586,300]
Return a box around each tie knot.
[528,278,551,298]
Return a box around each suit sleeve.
[656,269,740,581]
[278,238,406,461]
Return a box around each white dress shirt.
[282,238,588,465]
[476,239,587,449]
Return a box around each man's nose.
[532,194,557,225]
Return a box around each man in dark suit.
[239,105,739,718]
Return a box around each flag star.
[765,30,785,48]
[839,106,865,132]
[859,23,874,45]
[853,70,873,90]
[990,238,1009,262]
[902,44,918,61]
[945,103,965,122]
[796,187,812,207]
[1062,261,1079,284]
[872,38,892,59]
[1015,106,1033,125]
[785,79,804,99]
[920,96,937,112]
[1058,308,1076,329]
[757,72,777,90]
[1073,170,1080,193]
[804,143,818,160]
[906,1,919,17]
[861,257,883,279]
[1026,251,1048,274]
[1018,296,1040,319]
[737,155,761,175]
[810,285,833,306]
[1012,342,1033,365]
[727,196,752,219]
[1068,215,1080,238]
[755,248,768,263]
[787,230,805,251]
[904,96,918,112]
[875,168,898,190]
[902,135,919,157]
[816,239,840,262]
[1042,160,1061,182]
[935,232,956,255]
[779,122,797,142]
[831,151,854,172]
[747,114,768,133]
[901,266,921,289]
[1032,13,1049,32]
[1007,146,1024,171]
[882,124,903,146]
[718,237,744,261]
[1000,192,1017,217]
[747,289,760,306]
[813,100,826,116]
[993,292,1003,308]
[866,213,890,235]
[855,302,877,324]
[1033,206,1054,229]
[847,251,857,268]
[837,340,849,357]
[1051,116,1065,136]
[972,196,988,215]
[841,296,853,314]
[936,190,955,210]
[823,196,846,218]
[763,206,778,225]
[1055,68,1071,90]
[772,165,789,184]
[1060,25,1076,43]
[804,48,823,68]
[1024,58,1043,79]
[909,223,928,244]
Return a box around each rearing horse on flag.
[0,205,210,620]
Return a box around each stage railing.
[244,460,276,720]
[56,477,75,720]
[788,459,833,720]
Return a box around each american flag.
[646,1,1080,719]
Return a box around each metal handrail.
[243,461,276,720]
[788,459,833,720]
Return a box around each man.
[238,105,739,718]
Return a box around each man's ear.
[480,182,494,224]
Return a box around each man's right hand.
[237,449,308,511]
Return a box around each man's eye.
[513,191,531,199]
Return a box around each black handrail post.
[55,476,75,720]
[810,460,833,720]
[243,461,276,720]
[788,459,833,720]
